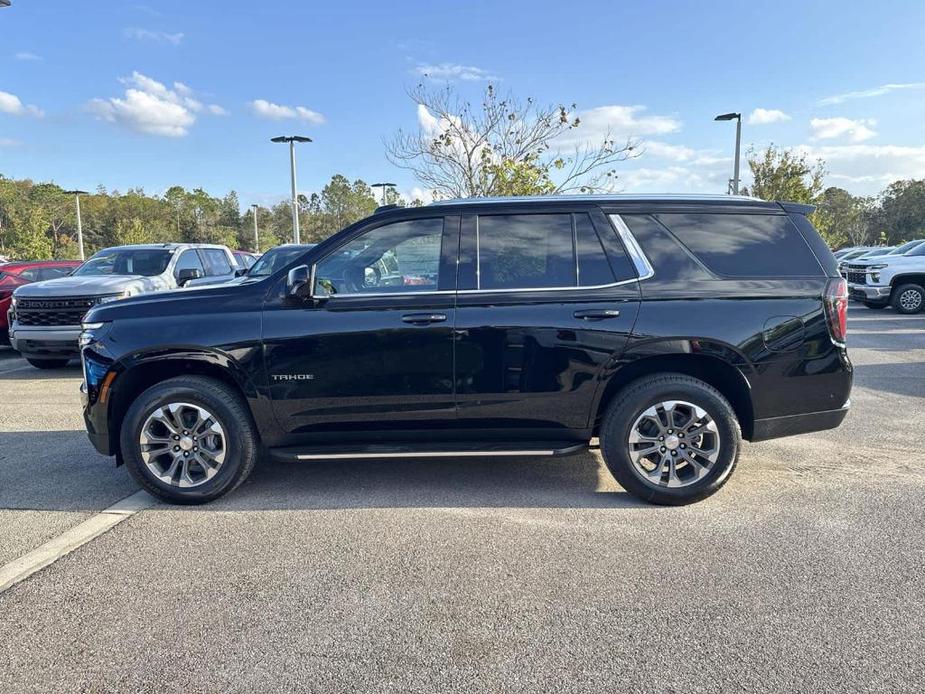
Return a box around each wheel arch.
[107,348,263,462]
[890,273,925,289]
[592,353,755,440]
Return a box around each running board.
[269,441,588,462]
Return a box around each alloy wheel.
[899,289,923,312]
[627,400,720,488]
[139,402,227,488]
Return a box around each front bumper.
[848,283,891,303]
[9,324,82,359]
[751,400,851,442]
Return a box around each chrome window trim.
[323,276,639,300]
[608,214,655,281]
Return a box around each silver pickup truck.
[842,240,925,313]
[8,243,237,368]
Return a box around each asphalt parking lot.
[0,304,923,693]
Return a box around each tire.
[862,302,888,310]
[892,284,925,314]
[599,374,741,505]
[26,358,71,369]
[119,376,258,504]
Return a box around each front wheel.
[893,284,925,314]
[120,376,258,504]
[599,374,741,505]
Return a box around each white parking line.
[0,490,156,594]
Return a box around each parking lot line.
[0,490,156,595]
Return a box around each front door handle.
[401,312,447,325]
[573,309,621,321]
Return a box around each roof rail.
[374,204,400,214]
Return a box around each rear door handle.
[573,309,621,321]
[401,312,447,325]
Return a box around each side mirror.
[177,268,203,286]
[234,267,247,277]
[287,264,311,299]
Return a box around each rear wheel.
[26,358,70,369]
[599,374,741,505]
[892,284,924,314]
[120,376,258,504]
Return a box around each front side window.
[73,249,172,277]
[202,249,233,276]
[174,250,205,278]
[314,218,444,295]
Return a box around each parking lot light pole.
[271,135,312,244]
[714,112,742,195]
[371,182,397,206]
[250,204,260,253]
[64,189,89,260]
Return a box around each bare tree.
[386,83,639,199]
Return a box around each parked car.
[78,195,851,506]
[8,243,237,368]
[186,244,315,288]
[0,260,83,343]
[842,241,925,312]
[885,239,925,256]
[232,250,258,270]
[834,246,873,260]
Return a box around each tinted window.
[622,215,712,282]
[18,268,41,281]
[73,249,171,277]
[201,249,233,276]
[656,213,822,277]
[788,213,838,276]
[248,245,312,278]
[477,214,575,290]
[174,250,205,278]
[315,218,444,295]
[575,214,615,286]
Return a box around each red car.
[0,260,82,342]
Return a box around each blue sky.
[1,0,924,205]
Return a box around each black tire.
[599,373,741,505]
[862,302,888,310]
[892,283,925,314]
[120,376,258,504]
[26,358,70,369]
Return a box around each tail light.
[824,277,848,345]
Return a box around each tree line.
[1,83,923,260]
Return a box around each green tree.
[742,145,826,204]
[868,179,925,244]
[815,187,871,248]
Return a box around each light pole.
[64,189,89,260]
[270,135,312,243]
[250,203,260,253]
[371,182,396,206]
[714,112,742,195]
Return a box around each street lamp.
[270,135,312,243]
[63,189,89,260]
[250,203,260,253]
[371,182,397,206]
[714,112,742,195]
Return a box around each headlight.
[79,321,111,348]
[867,264,888,271]
[96,291,130,305]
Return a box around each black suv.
[80,195,852,505]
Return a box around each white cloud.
[810,117,877,143]
[818,82,925,106]
[248,99,326,124]
[208,104,229,116]
[642,141,730,166]
[87,72,223,137]
[413,63,498,82]
[747,108,791,125]
[14,52,41,61]
[616,165,729,194]
[554,105,681,152]
[0,90,44,118]
[0,137,21,147]
[794,143,925,194]
[124,27,184,45]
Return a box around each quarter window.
[655,213,822,277]
[314,218,444,295]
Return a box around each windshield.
[73,249,172,277]
[906,243,925,257]
[247,245,313,278]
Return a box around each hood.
[12,274,166,297]
[847,255,924,268]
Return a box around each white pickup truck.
[842,241,925,313]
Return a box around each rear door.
[453,206,641,434]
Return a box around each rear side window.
[201,249,233,276]
[655,213,822,278]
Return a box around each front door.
[263,214,459,441]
